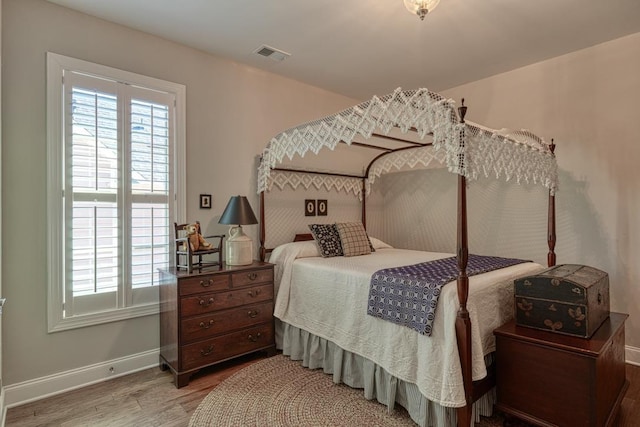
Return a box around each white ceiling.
[47,0,640,100]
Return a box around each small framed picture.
[317,199,328,216]
[200,194,212,209]
[304,199,316,216]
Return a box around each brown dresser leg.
[502,414,516,427]
[265,345,277,357]
[159,355,169,371]
[176,372,191,388]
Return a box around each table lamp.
[219,195,259,266]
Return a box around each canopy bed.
[256,88,559,427]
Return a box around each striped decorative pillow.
[336,222,372,257]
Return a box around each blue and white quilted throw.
[367,254,529,336]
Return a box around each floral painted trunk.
[514,264,609,338]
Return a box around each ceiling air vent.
[253,45,291,62]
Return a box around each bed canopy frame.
[257,88,558,427]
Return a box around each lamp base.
[226,226,253,266]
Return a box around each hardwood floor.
[6,356,640,426]
[619,362,640,427]
[5,353,266,427]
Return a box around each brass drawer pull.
[248,332,262,342]
[199,279,215,288]
[248,272,258,281]
[199,297,214,307]
[199,319,215,329]
[248,310,259,318]
[247,289,261,298]
[200,344,214,356]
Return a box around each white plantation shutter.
[65,76,120,316]
[128,95,171,303]
[47,53,185,331]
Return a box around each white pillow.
[269,240,320,262]
[368,237,393,250]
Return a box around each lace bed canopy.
[257,88,558,199]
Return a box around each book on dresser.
[159,261,276,387]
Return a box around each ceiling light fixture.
[404,0,440,20]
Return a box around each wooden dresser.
[494,312,629,427]
[159,261,276,387]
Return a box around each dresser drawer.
[181,323,274,371]
[180,283,273,317]
[179,274,230,296]
[231,268,273,288]
[181,301,274,343]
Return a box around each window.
[47,53,186,332]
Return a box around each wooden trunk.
[514,264,609,338]
[495,313,628,427]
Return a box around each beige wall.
[383,32,640,350]
[1,0,357,386]
[0,0,3,403]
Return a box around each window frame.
[46,52,186,332]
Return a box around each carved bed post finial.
[456,97,469,311]
[548,139,557,267]
[260,191,266,262]
[361,178,367,228]
[458,98,467,123]
[456,96,469,312]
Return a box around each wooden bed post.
[547,139,557,267]
[361,178,367,229]
[259,190,266,262]
[455,100,473,427]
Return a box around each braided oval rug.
[189,354,508,427]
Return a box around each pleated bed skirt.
[277,319,496,427]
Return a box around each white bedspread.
[270,240,544,407]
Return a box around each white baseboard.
[627,344,640,366]
[4,349,160,409]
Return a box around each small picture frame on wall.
[200,194,212,209]
[304,199,316,216]
[317,199,328,216]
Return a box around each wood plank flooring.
[5,353,265,427]
[6,356,640,426]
